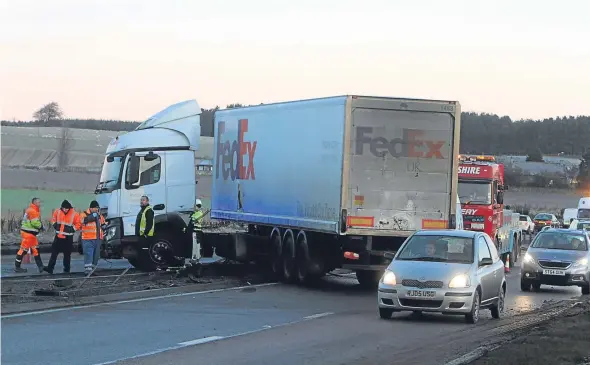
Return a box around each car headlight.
[449,274,470,288]
[573,258,588,268]
[523,253,535,264]
[381,270,397,286]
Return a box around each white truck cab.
[579,197,590,220]
[95,100,201,270]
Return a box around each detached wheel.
[356,270,381,289]
[465,289,481,324]
[379,307,393,319]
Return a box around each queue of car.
[377,225,590,325]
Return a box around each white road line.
[92,312,333,365]
[178,336,224,346]
[304,312,334,320]
[1,282,279,319]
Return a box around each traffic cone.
[23,248,31,264]
[504,254,510,273]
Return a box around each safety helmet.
[195,198,202,207]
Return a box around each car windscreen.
[534,214,552,220]
[579,209,590,219]
[530,232,588,251]
[396,235,474,263]
[519,216,528,221]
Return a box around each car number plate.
[543,269,566,276]
[406,290,436,298]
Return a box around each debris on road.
[471,298,590,365]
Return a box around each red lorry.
[458,155,523,267]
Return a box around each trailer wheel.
[295,231,323,285]
[281,231,297,283]
[356,270,381,289]
[270,231,283,279]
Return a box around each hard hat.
[195,199,202,206]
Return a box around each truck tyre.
[355,270,380,289]
[270,232,283,280]
[132,232,183,272]
[281,231,297,283]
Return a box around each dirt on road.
[472,298,590,365]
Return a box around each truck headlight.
[381,270,397,286]
[106,226,117,241]
[449,274,470,288]
[471,223,485,230]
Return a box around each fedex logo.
[216,119,257,181]
[462,208,478,215]
[355,127,445,159]
[459,166,481,175]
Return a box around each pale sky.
[1,0,589,122]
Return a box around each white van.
[578,198,590,220]
[563,208,578,227]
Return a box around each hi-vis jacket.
[21,204,42,236]
[52,209,81,239]
[79,209,106,240]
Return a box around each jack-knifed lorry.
[96,95,462,286]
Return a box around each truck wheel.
[508,249,515,269]
[281,232,297,283]
[270,232,283,280]
[356,270,380,289]
[132,233,183,272]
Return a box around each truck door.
[121,152,167,237]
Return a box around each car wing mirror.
[479,257,493,266]
[384,251,396,260]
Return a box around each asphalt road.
[1,254,585,365]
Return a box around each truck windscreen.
[97,156,123,193]
[458,181,492,205]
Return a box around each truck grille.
[399,299,443,308]
[402,279,444,289]
[538,260,571,269]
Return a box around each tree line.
[2,103,589,156]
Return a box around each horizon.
[1,0,589,121]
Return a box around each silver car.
[521,228,590,295]
[377,230,506,324]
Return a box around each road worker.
[187,198,206,262]
[79,201,105,274]
[14,197,45,273]
[135,195,154,246]
[44,200,82,274]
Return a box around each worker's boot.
[34,255,44,274]
[14,254,28,273]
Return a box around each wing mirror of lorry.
[497,191,504,205]
[125,156,140,187]
[144,151,159,162]
[479,257,493,267]
[153,204,165,211]
[383,251,396,260]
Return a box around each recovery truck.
[96,96,462,287]
[457,155,523,268]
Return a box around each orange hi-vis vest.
[52,208,81,239]
[79,209,105,240]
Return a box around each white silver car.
[519,215,534,234]
[377,230,506,324]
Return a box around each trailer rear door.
[343,96,460,236]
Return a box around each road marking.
[304,312,334,320]
[1,282,278,319]
[91,312,332,365]
[178,336,224,346]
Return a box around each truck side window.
[478,237,492,263]
[492,181,498,204]
[126,156,161,189]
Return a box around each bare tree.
[56,119,73,171]
[33,102,63,122]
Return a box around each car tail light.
[546,220,552,224]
